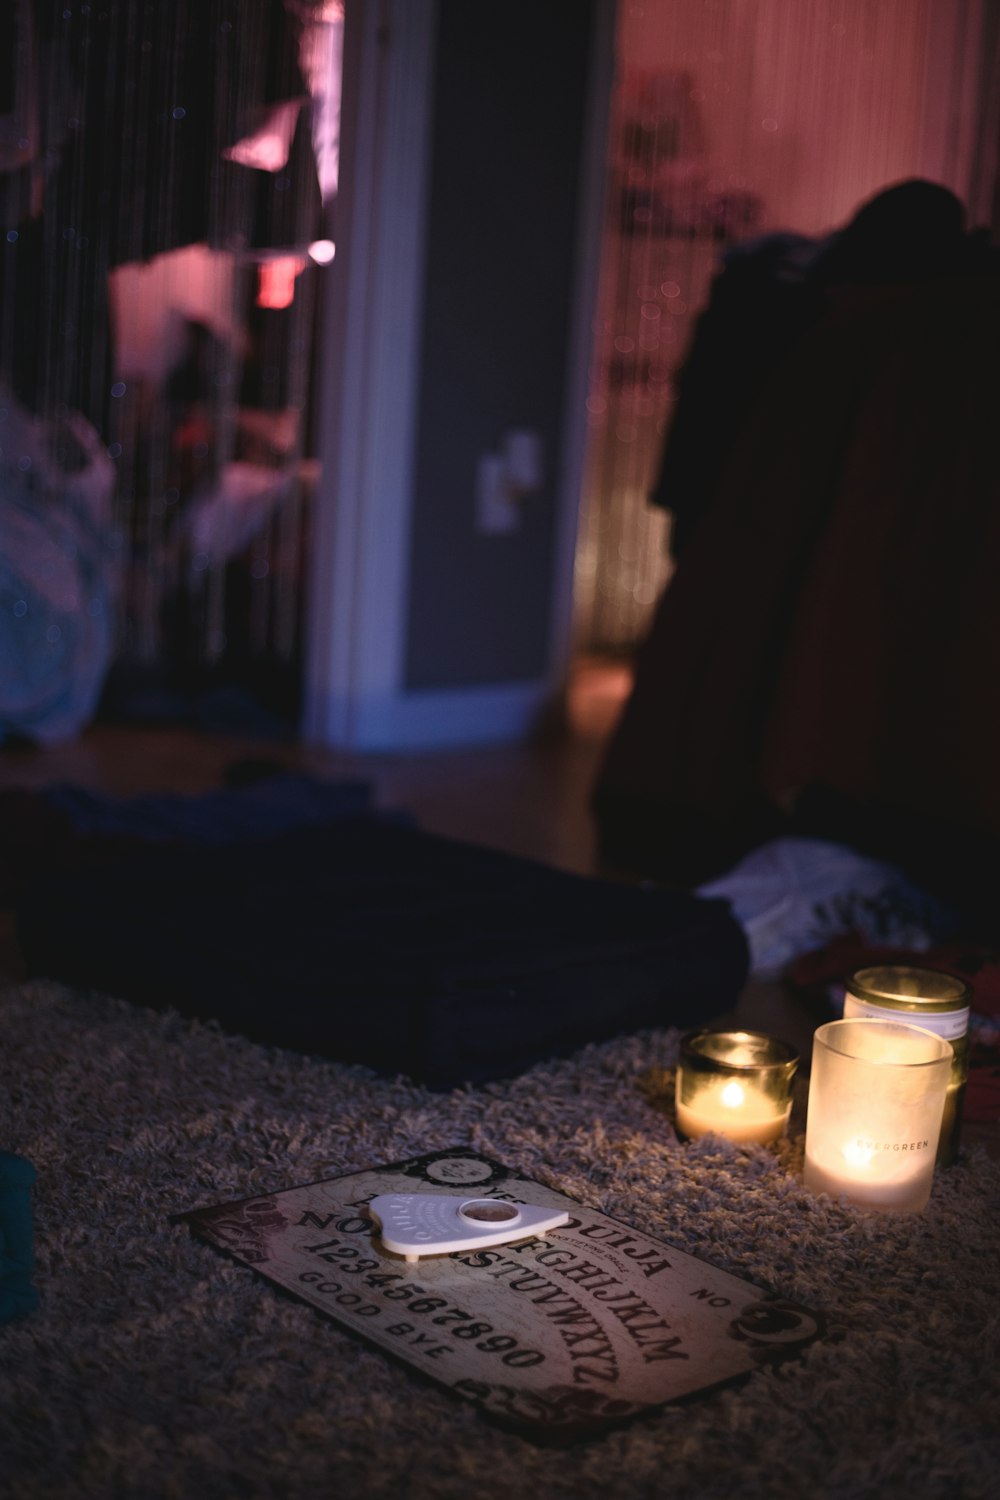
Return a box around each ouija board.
[178,1148,830,1443]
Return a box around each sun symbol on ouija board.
[400,1148,509,1189]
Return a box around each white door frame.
[302,0,615,752]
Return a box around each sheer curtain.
[575,0,999,653]
[0,1,342,734]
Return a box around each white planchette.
[368,1193,570,1262]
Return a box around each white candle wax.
[804,1135,936,1213]
[676,1078,789,1145]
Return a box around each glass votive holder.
[675,1030,799,1145]
[842,965,970,1166]
[803,1018,952,1213]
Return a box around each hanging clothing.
[594,263,1000,920]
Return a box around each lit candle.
[676,1076,790,1144]
[675,1031,798,1145]
[803,1019,952,1213]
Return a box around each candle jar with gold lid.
[842,965,970,1166]
[675,1030,799,1145]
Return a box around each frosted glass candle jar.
[843,965,970,1166]
[803,1019,952,1213]
[675,1030,799,1145]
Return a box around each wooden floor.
[2,656,993,1158]
[0,658,626,879]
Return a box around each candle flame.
[720,1081,745,1109]
[842,1140,876,1168]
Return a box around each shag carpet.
[1,980,998,1499]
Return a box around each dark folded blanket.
[14,795,748,1088]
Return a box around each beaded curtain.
[0,0,341,725]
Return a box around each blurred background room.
[2,1,999,1111]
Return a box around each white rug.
[1,981,997,1499]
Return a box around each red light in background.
[257,257,306,309]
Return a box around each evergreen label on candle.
[850,1139,930,1154]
